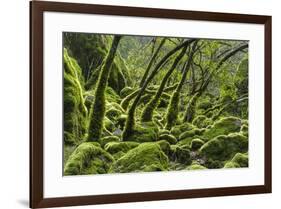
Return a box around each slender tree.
[165,41,199,130]
[139,38,167,87]
[87,36,122,141]
[141,45,188,122]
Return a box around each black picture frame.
[30,1,272,208]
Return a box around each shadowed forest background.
[63,33,249,175]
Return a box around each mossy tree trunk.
[182,92,200,122]
[122,39,195,140]
[141,45,188,122]
[165,41,199,130]
[87,36,122,141]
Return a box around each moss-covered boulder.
[155,140,172,155]
[190,138,205,150]
[99,136,120,147]
[110,143,169,173]
[104,141,139,155]
[170,145,192,165]
[179,128,205,141]
[63,48,88,145]
[224,153,248,168]
[192,115,212,129]
[186,163,206,170]
[170,123,195,139]
[64,142,114,175]
[199,133,248,161]
[159,134,177,144]
[202,116,242,141]
[124,122,159,142]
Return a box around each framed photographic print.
[30,0,272,208]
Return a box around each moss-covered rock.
[170,123,195,139]
[199,133,248,161]
[159,134,177,144]
[190,138,205,150]
[110,143,169,173]
[123,122,159,142]
[202,116,242,141]
[155,140,172,155]
[192,115,213,128]
[179,128,205,141]
[186,163,206,170]
[64,142,114,175]
[224,153,248,168]
[104,141,139,155]
[63,48,88,145]
[159,129,170,135]
[170,145,192,165]
[99,136,120,147]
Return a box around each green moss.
[110,143,169,173]
[116,114,127,130]
[170,122,195,139]
[120,87,134,98]
[105,87,121,103]
[182,92,200,122]
[202,116,242,141]
[240,124,248,137]
[64,142,114,175]
[63,48,88,145]
[186,164,206,170]
[224,153,248,168]
[159,129,170,135]
[106,106,123,122]
[104,141,139,155]
[64,145,77,166]
[103,117,115,133]
[165,91,180,130]
[177,137,195,147]
[235,58,248,96]
[99,136,120,147]
[199,133,248,161]
[159,134,177,144]
[155,140,172,155]
[179,128,205,141]
[190,138,205,150]
[123,122,159,142]
[192,115,213,128]
[170,145,191,165]
[87,36,121,141]
[120,89,141,110]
